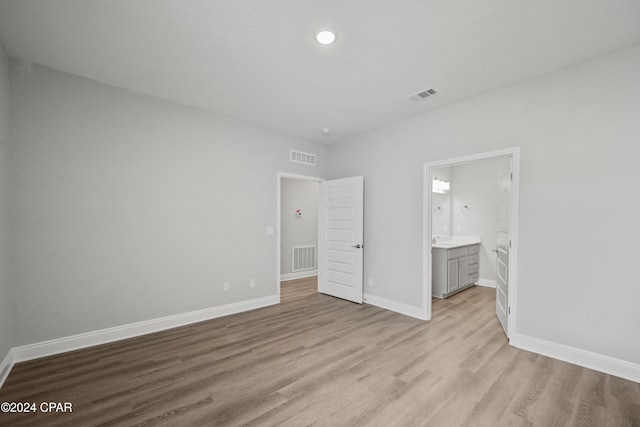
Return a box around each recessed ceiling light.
[315,29,336,45]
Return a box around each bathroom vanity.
[432,242,480,298]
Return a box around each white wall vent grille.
[292,245,317,272]
[409,88,439,102]
[290,150,317,166]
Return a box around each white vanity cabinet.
[433,243,480,298]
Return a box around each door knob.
[352,244,362,249]
[492,248,499,253]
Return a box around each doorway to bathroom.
[423,147,520,338]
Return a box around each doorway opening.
[422,147,520,338]
[276,172,324,301]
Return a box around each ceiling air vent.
[290,150,316,166]
[409,88,439,102]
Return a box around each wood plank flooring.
[1,277,638,426]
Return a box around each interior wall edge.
[0,26,13,388]
[0,349,14,389]
[475,279,497,288]
[363,293,425,320]
[510,333,640,383]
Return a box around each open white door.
[318,176,364,303]
[496,167,511,337]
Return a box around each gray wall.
[8,63,328,346]
[0,44,11,363]
[280,179,319,276]
[329,45,640,364]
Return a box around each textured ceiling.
[1,0,639,143]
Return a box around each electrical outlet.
[368,278,374,287]
[223,282,229,292]
[249,278,255,288]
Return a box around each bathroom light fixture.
[432,178,450,194]
[315,28,336,45]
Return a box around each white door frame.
[422,147,520,338]
[276,172,325,302]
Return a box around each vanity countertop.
[432,239,481,249]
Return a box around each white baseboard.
[280,270,317,282]
[364,293,426,320]
[5,296,638,387]
[0,348,14,389]
[475,278,496,288]
[11,295,279,364]
[510,333,640,383]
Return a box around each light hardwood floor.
[1,277,639,426]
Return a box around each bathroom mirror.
[432,166,451,236]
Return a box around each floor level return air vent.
[292,245,317,272]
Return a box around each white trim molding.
[475,278,497,288]
[11,295,279,364]
[280,271,317,282]
[364,293,426,320]
[0,349,14,389]
[510,333,640,383]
